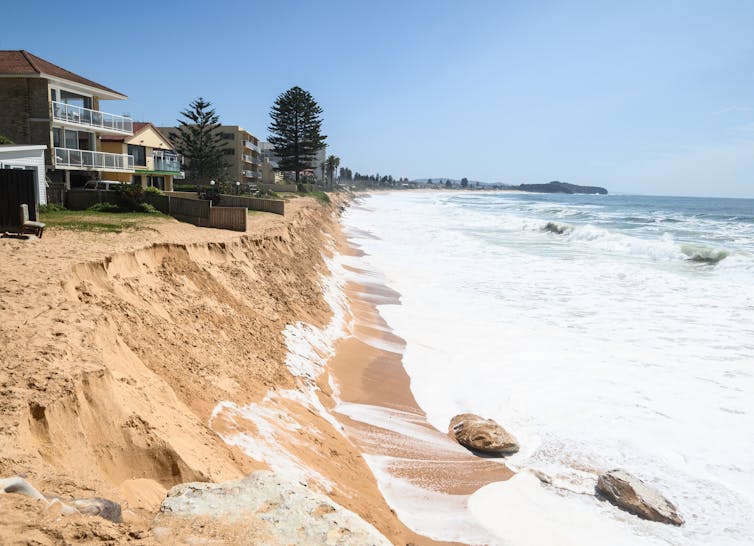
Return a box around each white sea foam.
[209,251,352,490]
[343,191,754,546]
[363,454,498,545]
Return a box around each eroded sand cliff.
[0,198,430,545]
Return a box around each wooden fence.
[63,190,248,232]
[217,194,285,215]
[0,169,37,228]
[66,189,117,210]
[208,207,247,231]
[164,191,200,200]
[258,183,298,193]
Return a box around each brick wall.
[0,78,51,163]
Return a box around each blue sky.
[3,0,754,197]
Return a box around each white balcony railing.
[152,150,182,172]
[54,147,134,171]
[242,169,258,178]
[243,140,258,152]
[52,101,133,135]
[243,154,254,163]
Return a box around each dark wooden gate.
[0,168,37,228]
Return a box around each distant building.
[158,125,262,185]
[259,141,326,183]
[100,123,182,191]
[0,50,135,199]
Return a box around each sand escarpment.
[0,197,428,545]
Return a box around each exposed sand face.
[326,230,514,543]
[0,198,425,545]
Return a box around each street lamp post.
[235,181,241,195]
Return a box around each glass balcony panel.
[51,101,133,134]
[53,147,134,171]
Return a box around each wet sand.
[326,232,513,543]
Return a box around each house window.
[127,144,146,167]
[221,132,234,140]
[57,129,92,150]
[223,148,235,155]
[59,90,92,109]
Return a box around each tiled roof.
[101,123,175,150]
[0,50,125,97]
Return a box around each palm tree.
[325,155,340,190]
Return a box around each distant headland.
[511,181,608,195]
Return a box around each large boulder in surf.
[449,413,519,455]
[595,469,684,526]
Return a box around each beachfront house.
[100,123,182,191]
[0,50,134,202]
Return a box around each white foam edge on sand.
[282,250,352,381]
[468,472,674,546]
[335,402,470,456]
[362,453,498,545]
[209,395,335,492]
[209,250,353,490]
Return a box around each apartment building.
[159,124,262,185]
[0,50,135,198]
[100,123,182,191]
[259,140,326,184]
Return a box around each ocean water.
[341,191,754,546]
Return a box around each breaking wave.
[681,245,729,265]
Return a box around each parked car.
[83,180,128,190]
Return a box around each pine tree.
[170,98,228,184]
[268,87,327,184]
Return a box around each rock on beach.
[449,413,519,455]
[595,469,684,526]
[155,470,392,545]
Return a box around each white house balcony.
[242,169,258,178]
[243,140,258,152]
[52,101,133,135]
[152,150,182,172]
[243,154,254,163]
[54,147,134,172]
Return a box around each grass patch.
[310,191,331,204]
[40,210,169,233]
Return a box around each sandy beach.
[0,196,437,545]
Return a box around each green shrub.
[87,202,123,213]
[136,202,159,214]
[310,191,331,204]
[112,182,145,211]
[39,203,66,213]
[143,186,162,195]
[173,184,200,192]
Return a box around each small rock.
[449,413,519,455]
[69,497,123,523]
[595,469,684,526]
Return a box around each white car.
[83,180,129,190]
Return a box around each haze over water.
[343,191,754,545]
